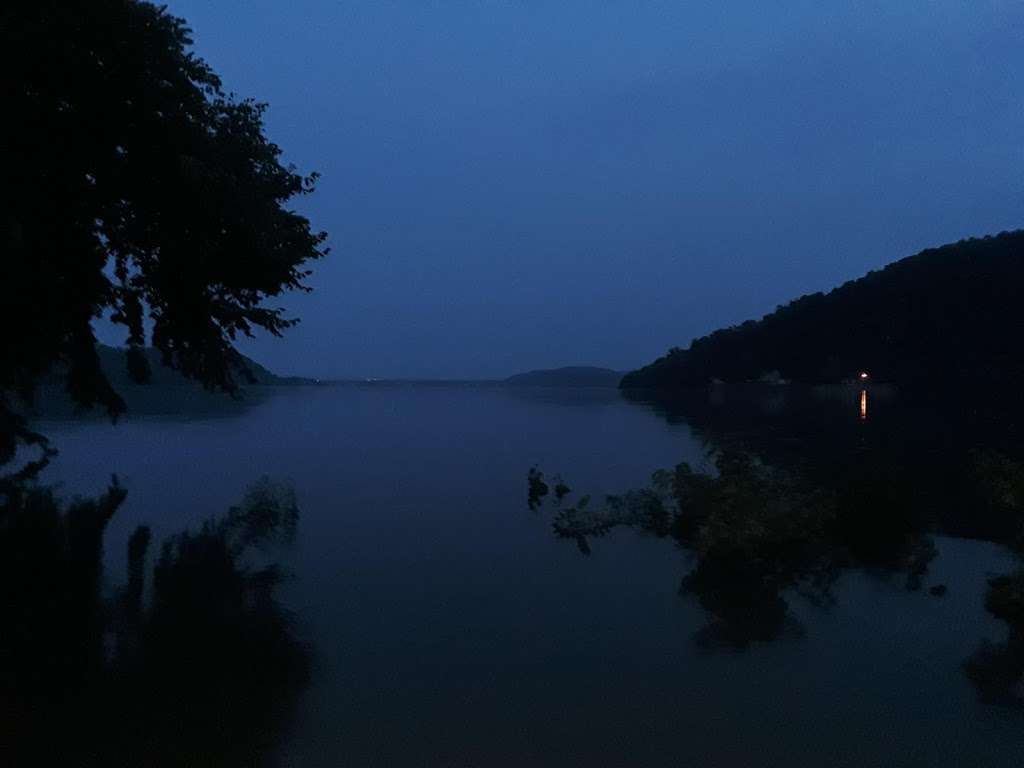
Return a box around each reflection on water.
[0,475,308,766]
[535,384,1024,694]
[529,449,943,650]
[965,571,1024,706]
[15,384,1024,765]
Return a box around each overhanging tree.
[1,0,328,472]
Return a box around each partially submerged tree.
[1,0,328,471]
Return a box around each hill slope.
[31,346,307,418]
[92,345,290,389]
[622,230,1024,389]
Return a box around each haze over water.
[37,384,1024,766]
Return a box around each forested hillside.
[622,231,1024,389]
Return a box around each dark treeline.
[621,231,1024,390]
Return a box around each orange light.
[859,371,869,380]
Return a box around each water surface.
[38,384,1024,766]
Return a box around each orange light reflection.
[859,389,868,420]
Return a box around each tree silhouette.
[0,5,324,759]
[1,0,328,472]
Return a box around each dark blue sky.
[167,1,1023,379]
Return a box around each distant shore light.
[859,371,870,380]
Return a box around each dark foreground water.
[36,384,1024,766]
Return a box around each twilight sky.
[165,0,1023,379]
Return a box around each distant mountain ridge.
[91,345,294,388]
[31,345,309,418]
[504,366,623,387]
[622,230,1024,390]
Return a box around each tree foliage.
[0,1,327,469]
[621,231,1024,389]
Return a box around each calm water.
[37,385,1024,766]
